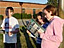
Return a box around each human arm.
[39,19,63,43]
[10,28,19,34]
[8,19,19,35]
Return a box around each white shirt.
[1,17,19,43]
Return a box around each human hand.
[8,32,13,37]
[38,31,43,34]
[26,30,30,33]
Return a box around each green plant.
[21,13,32,19]
[13,13,32,19]
[27,14,32,19]
[12,13,21,19]
[21,13,27,19]
[0,15,3,20]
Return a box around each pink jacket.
[40,16,64,48]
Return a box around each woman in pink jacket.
[39,5,64,48]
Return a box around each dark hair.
[43,5,57,16]
[37,12,43,18]
[36,12,43,25]
[6,7,14,12]
[36,12,49,25]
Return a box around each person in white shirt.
[1,7,19,48]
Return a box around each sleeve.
[40,19,63,42]
[14,19,19,29]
